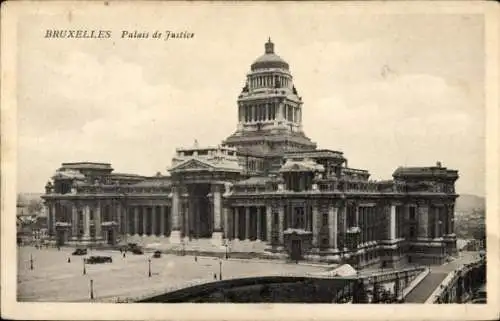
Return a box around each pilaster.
[278,205,284,244]
[312,204,319,247]
[417,202,429,238]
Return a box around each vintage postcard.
[1,0,498,320]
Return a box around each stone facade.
[41,40,459,268]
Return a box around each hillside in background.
[455,193,485,214]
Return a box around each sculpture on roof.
[242,81,249,93]
[45,181,53,194]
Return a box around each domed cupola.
[250,38,289,71]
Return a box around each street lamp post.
[219,259,222,280]
[148,258,152,278]
[224,240,229,259]
[90,279,94,300]
[83,258,86,275]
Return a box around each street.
[17,246,324,302]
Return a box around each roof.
[52,169,86,180]
[285,149,345,160]
[170,158,242,173]
[279,159,325,173]
[393,166,459,179]
[61,162,112,171]
[234,176,272,186]
[131,178,172,188]
[250,39,289,71]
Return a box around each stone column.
[223,207,230,239]
[84,205,90,239]
[170,187,181,243]
[256,207,262,240]
[212,185,223,244]
[278,206,284,245]
[134,207,139,236]
[266,206,272,243]
[417,203,429,238]
[142,207,148,236]
[245,207,251,240]
[51,203,57,236]
[329,205,338,250]
[355,205,359,227]
[183,200,190,239]
[390,204,396,240]
[234,208,239,240]
[71,205,78,238]
[122,204,128,236]
[95,202,101,240]
[160,206,166,237]
[116,202,121,232]
[312,204,319,247]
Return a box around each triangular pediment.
[170,158,215,172]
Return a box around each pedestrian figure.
[214,273,217,280]
[123,252,126,258]
[195,256,197,262]
[67,257,71,263]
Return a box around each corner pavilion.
[41,39,458,268]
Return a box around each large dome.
[250,39,289,71]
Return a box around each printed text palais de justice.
[44,29,195,41]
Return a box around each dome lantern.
[265,37,274,54]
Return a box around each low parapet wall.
[426,258,486,303]
[137,276,352,303]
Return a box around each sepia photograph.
[1,1,498,320]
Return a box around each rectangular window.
[322,213,329,226]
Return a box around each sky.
[16,3,485,196]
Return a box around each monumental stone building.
[41,39,459,268]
